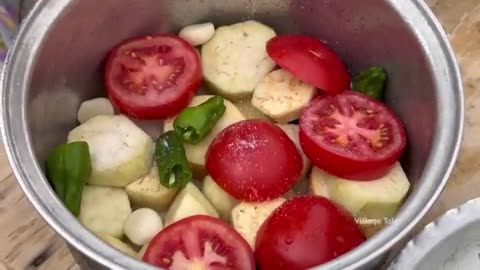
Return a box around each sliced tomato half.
[255,196,366,270]
[267,35,351,94]
[206,120,303,202]
[299,91,406,180]
[143,215,255,270]
[105,34,201,119]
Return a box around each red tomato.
[255,196,365,270]
[267,35,351,94]
[105,34,201,119]
[300,91,406,180]
[206,120,302,202]
[143,215,255,270]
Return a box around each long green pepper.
[45,141,91,216]
[155,131,192,189]
[352,66,387,100]
[173,96,226,144]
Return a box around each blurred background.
[0,0,36,67]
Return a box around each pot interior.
[29,0,435,184]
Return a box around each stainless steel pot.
[0,0,463,269]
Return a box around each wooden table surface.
[1,1,480,269]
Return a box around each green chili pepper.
[155,131,192,189]
[173,96,226,144]
[352,66,387,100]
[45,141,91,216]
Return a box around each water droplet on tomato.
[285,236,293,245]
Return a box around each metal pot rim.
[388,198,480,269]
[0,0,464,269]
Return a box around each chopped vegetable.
[278,124,311,179]
[67,115,154,187]
[46,141,91,216]
[201,20,277,100]
[308,167,331,198]
[315,162,410,219]
[352,66,387,100]
[124,208,163,246]
[310,163,410,238]
[178,22,215,46]
[77,97,115,124]
[125,166,178,211]
[202,175,239,221]
[154,131,192,189]
[97,233,138,257]
[138,243,149,259]
[173,96,226,144]
[278,124,312,194]
[252,69,316,123]
[79,186,132,238]
[164,182,219,226]
[231,197,286,249]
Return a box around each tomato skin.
[267,35,350,94]
[143,215,255,270]
[206,120,303,202]
[105,34,202,119]
[299,91,406,180]
[255,196,365,270]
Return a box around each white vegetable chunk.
[138,243,149,258]
[124,208,163,246]
[68,115,154,187]
[125,166,178,211]
[252,69,316,123]
[278,124,312,194]
[202,175,239,221]
[79,186,132,238]
[308,167,331,198]
[165,182,219,226]
[97,233,137,257]
[231,197,286,249]
[178,22,215,46]
[77,97,115,124]
[278,124,312,179]
[310,163,410,238]
[309,162,410,218]
[202,20,277,100]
